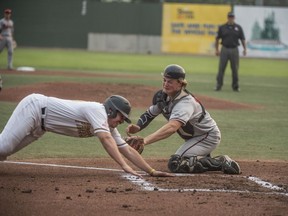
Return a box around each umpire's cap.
[162,64,185,80]
[104,95,131,123]
[228,11,235,17]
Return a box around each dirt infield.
[0,159,287,216]
[0,69,286,215]
[0,69,259,110]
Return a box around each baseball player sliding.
[0,93,173,178]
[126,64,241,174]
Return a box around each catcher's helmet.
[162,64,185,80]
[104,95,131,123]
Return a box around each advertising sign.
[162,4,231,54]
[235,6,288,58]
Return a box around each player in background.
[0,93,173,178]
[0,8,14,70]
[126,64,241,174]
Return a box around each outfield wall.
[1,0,162,49]
[88,33,161,54]
[1,1,287,57]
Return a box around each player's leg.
[0,94,46,160]
[230,47,240,91]
[6,38,14,70]
[216,47,229,90]
[167,127,240,174]
[168,129,221,173]
[0,38,6,52]
[0,38,6,76]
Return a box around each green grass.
[1,47,288,76]
[1,47,288,161]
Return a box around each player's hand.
[126,124,141,136]
[215,50,220,56]
[121,164,142,178]
[243,49,247,56]
[150,170,175,177]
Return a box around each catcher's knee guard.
[168,155,206,173]
[168,154,182,173]
[168,155,224,173]
[168,155,241,174]
[196,156,223,172]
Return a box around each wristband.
[149,168,156,175]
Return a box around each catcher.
[126,64,241,174]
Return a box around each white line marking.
[248,176,286,191]
[122,174,288,197]
[3,160,124,173]
[2,160,287,197]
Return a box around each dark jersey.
[216,23,245,48]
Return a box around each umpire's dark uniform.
[215,12,246,92]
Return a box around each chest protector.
[152,89,206,139]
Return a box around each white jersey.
[0,18,14,37]
[44,96,127,147]
[0,94,127,159]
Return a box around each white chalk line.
[2,160,287,197]
[123,174,288,197]
[2,160,125,173]
[123,173,288,196]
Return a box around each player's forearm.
[144,121,181,145]
[120,146,154,174]
[215,38,220,50]
[99,135,128,168]
[136,110,156,130]
[241,40,246,50]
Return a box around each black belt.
[223,45,237,49]
[41,107,46,131]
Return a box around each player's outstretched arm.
[97,132,142,178]
[144,120,183,145]
[119,145,174,177]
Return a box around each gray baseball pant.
[216,46,239,90]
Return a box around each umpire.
[215,11,246,92]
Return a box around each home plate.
[16,66,36,72]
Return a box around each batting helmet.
[104,95,131,123]
[162,64,185,80]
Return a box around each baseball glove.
[124,136,144,154]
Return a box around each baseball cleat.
[218,155,241,174]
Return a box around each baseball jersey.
[147,90,217,140]
[0,18,14,37]
[44,96,127,148]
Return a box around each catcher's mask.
[104,95,131,123]
[162,64,185,80]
